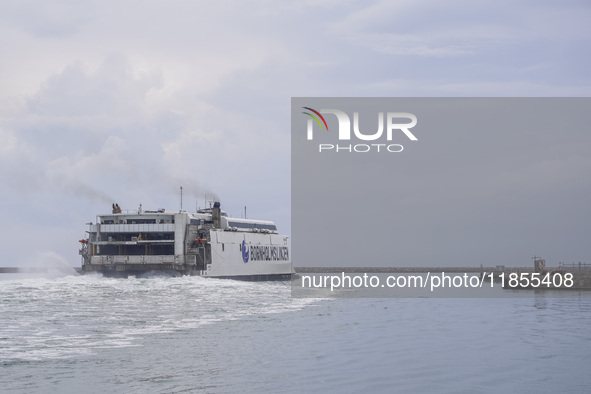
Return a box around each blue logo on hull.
[241,240,249,263]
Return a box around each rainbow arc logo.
[301,107,328,132]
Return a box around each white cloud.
[27,54,163,117]
[328,0,591,58]
[0,0,97,37]
[350,33,473,57]
[0,126,17,154]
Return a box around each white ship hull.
[79,203,292,280]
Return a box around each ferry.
[79,202,292,280]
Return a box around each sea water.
[1,272,590,393]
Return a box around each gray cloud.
[0,1,589,268]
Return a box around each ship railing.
[558,262,591,271]
[89,223,175,233]
[90,255,177,265]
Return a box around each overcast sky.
[0,0,589,267]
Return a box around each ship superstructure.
[79,202,292,280]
